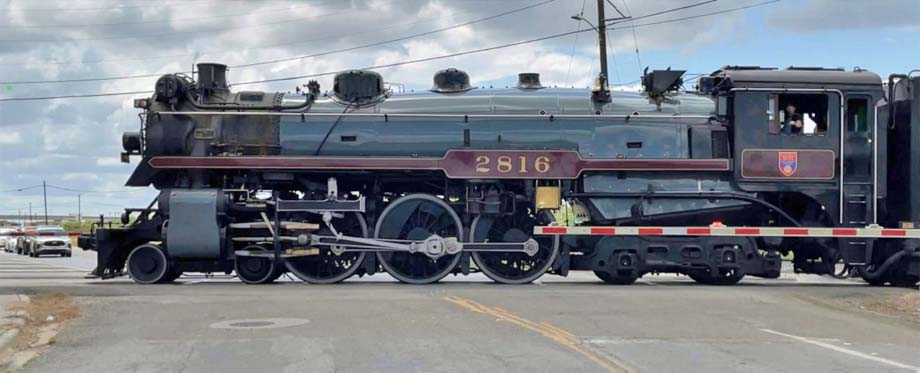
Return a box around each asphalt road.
[1,250,919,372]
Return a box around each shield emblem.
[778,151,798,176]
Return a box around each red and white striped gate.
[533,225,920,239]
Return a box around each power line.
[0,6,357,43]
[0,4,506,67]
[0,185,43,193]
[234,0,775,86]
[0,0,779,102]
[0,0,234,12]
[0,91,153,102]
[1,184,149,194]
[45,184,150,194]
[0,2,335,29]
[607,0,717,26]
[0,0,556,84]
[231,0,557,69]
[620,0,644,77]
[612,0,778,29]
[564,0,589,87]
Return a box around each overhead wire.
[619,0,644,76]
[612,0,778,29]
[607,0,716,26]
[45,184,150,194]
[0,184,149,194]
[0,5,499,67]
[0,0,557,84]
[0,185,43,193]
[0,0,236,12]
[1,6,358,43]
[0,1,339,29]
[0,0,780,102]
[230,0,558,69]
[223,0,780,87]
[0,91,154,102]
[564,0,588,87]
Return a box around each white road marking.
[0,269,84,273]
[761,328,920,372]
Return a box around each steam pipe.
[184,92,313,112]
[858,250,907,280]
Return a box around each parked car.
[15,227,34,255]
[23,226,71,257]
[0,228,17,253]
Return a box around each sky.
[0,0,919,218]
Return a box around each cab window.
[846,98,869,133]
[768,93,828,136]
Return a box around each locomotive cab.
[709,66,883,230]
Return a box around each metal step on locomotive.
[78,62,920,287]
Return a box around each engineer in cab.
[781,103,804,135]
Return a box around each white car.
[0,228,17,253]
[24,226,72,257]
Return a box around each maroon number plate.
[441,150,582,179]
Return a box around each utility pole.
[596,0,609,91]
[28,202,32,225]
[78,194,82,223]
[42,180,48,224]
[572,1,629,103]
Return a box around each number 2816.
[475,155,551,174]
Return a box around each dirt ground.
[1,293,80,370]
[862,291,920,324]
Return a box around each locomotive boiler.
[79,63,920,287]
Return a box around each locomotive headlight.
[123,132,142,153]
[133,98,149,109]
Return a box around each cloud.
[0,132,22,145]
[0,0,796,215]
[766,0,920,32]
[95,157,121,166]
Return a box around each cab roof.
[712,66,882,87]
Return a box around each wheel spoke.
[376,194,463,284]
[285,213,368,284]
[471,209,559,284]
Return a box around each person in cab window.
[782,103,803,135]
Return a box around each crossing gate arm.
[533,226,920,239]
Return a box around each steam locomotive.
[79,62,920,286]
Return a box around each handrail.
[149,111,715,120]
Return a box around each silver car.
[0,228,17,253]
[25,226,72,257]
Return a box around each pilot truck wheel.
[235,245,282,284]
[126,244,172,284]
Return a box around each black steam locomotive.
[79,63,920,286]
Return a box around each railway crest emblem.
[778,151,798,176]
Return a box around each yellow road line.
[443,296,631,373]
